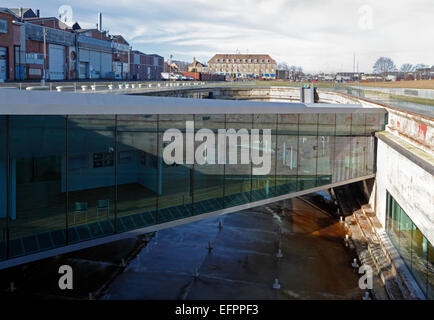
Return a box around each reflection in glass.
[193,115,225,213]
[386,191,432,299]
[8,116,66,257]
[68,115,115,241]
[117,115,158,231]
[159,114,193,221]
[0,109,387,262]
[0,116,6,261]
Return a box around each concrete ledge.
[25,86,49,91]
[376,131,434,175]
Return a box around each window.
[93,152,114,168]
[0,19,7,34]
[386,191,433,299]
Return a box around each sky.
[4,0,434,73]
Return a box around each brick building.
[0,8,22,81]
[111,35,130,79]
[208,54,277,79]
[130,51,163,80]
[0,8,164,81]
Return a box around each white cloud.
[6,0,434,72]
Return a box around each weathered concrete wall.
[371,136,433,244]
[386,108,433,154]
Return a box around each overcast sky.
[5,0,434,73]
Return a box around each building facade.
[188,57,206,73]
[130,50,164,81]
[0,89,387,268]
[111,35,130,80]
[208,54,277,79]
[0,8,164,81]
[0,9,22,81]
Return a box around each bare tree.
[414,63,429,70]
[414,64,430,80]
[373,57,397,80]
[278,62,289,71]
[400,63,414,73]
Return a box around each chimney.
[98,12,102,32]
[19,7,23,21]
[36,9,40,17]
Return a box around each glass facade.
[386,191,433,299]
[0,111,385,262]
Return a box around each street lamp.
[42,27,48,85]
[128,45,132,81]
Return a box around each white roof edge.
[0,89,387,115]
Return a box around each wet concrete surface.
[100,197,364,300]
[0,195,366,300]
[0,237,148,299]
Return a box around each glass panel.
[251,114,276,201]
[298,136,318,190]
[351,113,366,135]
[317,113,335,186]
[317,135,334,187]
[117,115,158,231]
[68,115,115,241]
[366,135,375,174]
[193,114,225,214]
[428,241,433,300]
[333,136,351,183]
[159,114,193,221]
[0,116,6,261]
[366,113,385,133]
[411,227,428,297]
[390,194,400,250]
[318,113,335,136]
[298,114,318,190]
[336,113,352,136]
[398,208,413,271]
[350,136,367,178]
[276,114,298,196]
[223,114,252,208]
[8,116,66,258]
[386,192,433,299]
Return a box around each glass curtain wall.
[0,116,6,261]
[193,114,225,214]
[386,191,433,299]
[0,111,384,261]
[67,115,116,242]
[117,115,158,231]
[159,114,193,222]
[9,116,66,257]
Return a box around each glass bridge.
[0,89,387,268]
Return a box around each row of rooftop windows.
[215,58,272,63]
